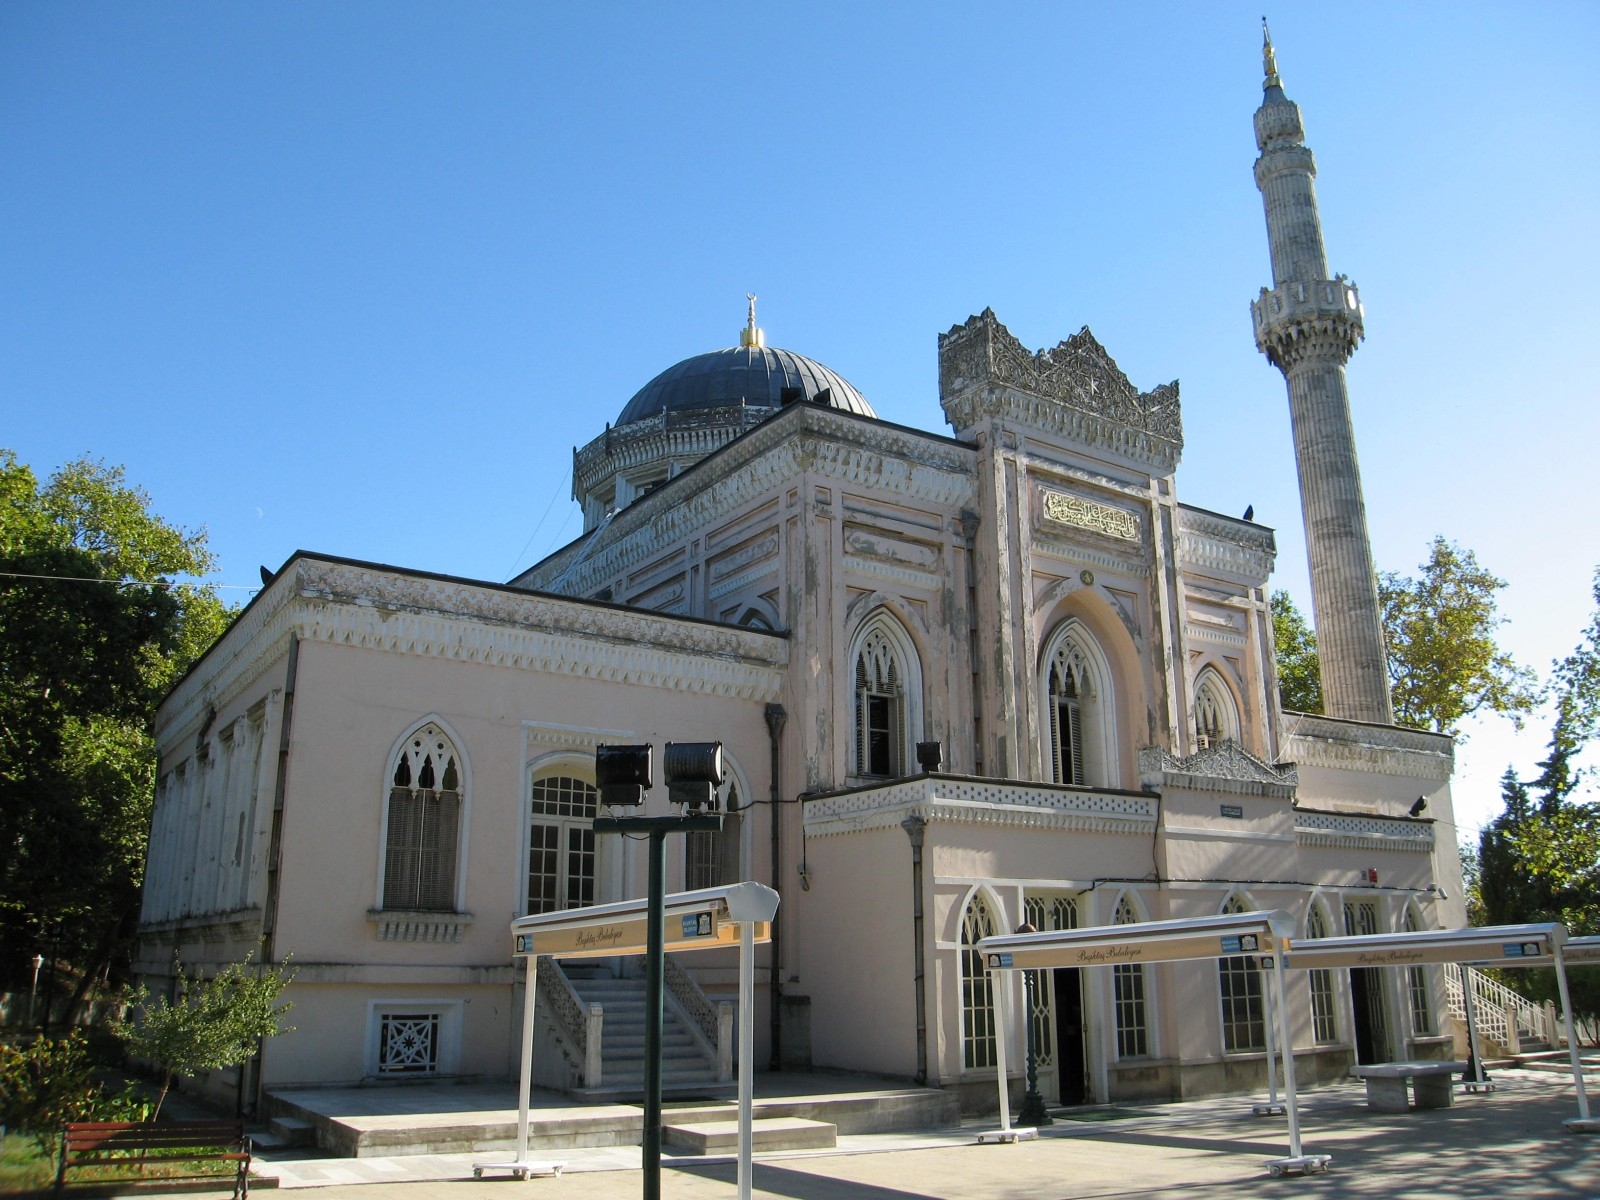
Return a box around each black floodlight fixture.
[664,741,724,810]
[915,741,943,773]
[1409,795,1428,817]
[596,743,652,807]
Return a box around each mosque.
[135,33,1464,1113]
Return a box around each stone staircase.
[562,965,722,1096]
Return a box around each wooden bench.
[1349,1061,1467,1113]
[56,1119,252,1198]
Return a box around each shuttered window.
[383,724,464,912]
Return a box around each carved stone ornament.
[937,309,1183,464]
[1138,739,1298,798]
[1041,489,1138,541]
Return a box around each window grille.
[1403,907,1433,1035]
[528,775,599,914]
[1219,895,1266,1052]
[1112,896,1148,1058]
[377,1010,441,1076]
[382,724,462,912]
[1306,902,1338,1043]
[961,894,998,1070]
[1021,895,1079,1069]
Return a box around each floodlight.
[664,741,723,810]
[596,744,652,807]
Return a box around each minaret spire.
[1250,31,1394,724]
[740,292,765,348]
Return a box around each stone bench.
[1349,1061,1467,1113]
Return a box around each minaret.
[1251,23,1393,724]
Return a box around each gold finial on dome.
[1261,17,1282,90]
[740,292,765,348]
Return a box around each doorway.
[1052,967,1089,1105]
[1349,967,1391,1064]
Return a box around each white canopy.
[510,880,778,958]
[1284,922,1566,971]
[978,909,1298,971]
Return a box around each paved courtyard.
[143,1068,1600,1199]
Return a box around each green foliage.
[1379,537,1539,734]
[0,1033,99,1155]
[1270,538,1537,735]
[1475,571,1600,1023]
[0,450,235,992]
[116,951,295,1118]
[1270,590,1322,713]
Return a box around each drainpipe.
[764,703,787,1070]
[902,813,928,1084]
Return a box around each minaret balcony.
[1252,277,1365,366]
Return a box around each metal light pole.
[593,742,725,1200]
[1014,923,1052,1126]
[27,953,43,1028]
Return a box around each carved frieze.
[938,309,1183,468]
[1282,712,1454,781]
[1138,740,1298,798]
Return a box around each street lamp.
[28,953,43,1028]
[593,741,725,1200]
[1014,922,1052,1126]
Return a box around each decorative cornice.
[1281,712,1454,781]
[1183,622,1247,648]
[573,404,775,506]
[524,720,635,753]
[803,775,1156,839]
[1138,740,1298,798]
[522,409,976,598]
[1028,538,1151,578]
[1176,505,1276,582]
[1292,811,1434,853]
[158,556,789,745]
[938,310,1182,470]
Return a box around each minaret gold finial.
[740,292,765,348]
[1261,17,1282,90]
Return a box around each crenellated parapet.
[1252,276,1365,371]
[938,308,1182,469]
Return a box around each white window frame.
[524,756,602,917]
[1305,897,1340,1044]
[1218,891,1267,1052]
[960,887,1003,1072]
[847,611,923,782]
[1110,891,1151,1060]
[1038,618,1118,788]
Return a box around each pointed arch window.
[1219,895,1266,1051]
[1112,895,1148,1058]
[1193,669,1239,751]
[1041,621,1116,788]
[961,893,999,1070]
[1306,901,1338,1043]
[383,723,463,912]
[852,615,919,779]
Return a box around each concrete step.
[663,1117,837,1154]
[267,1116,316,1147]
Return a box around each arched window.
[1193,668,1240,750]
[383,722,464,912]
[1306,900,1338,1044]
[851,613,920,779]
[1219,894,1266,1051]
[1112,895,1148,1058]
[1040,620,1116,788]
[527,773,599,914]
[1403,905,1433,1035]
[1023,894,1079,1074]
[961,893,999,1070]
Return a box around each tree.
[116,950,295,1119]
[1379,537,1539,734]
[1270,537,1538,735]
[1270,590,1322,713]
[1475,569,1600,1025]
[0,451,233,998]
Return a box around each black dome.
[615,345,874,427]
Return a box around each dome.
[615,345,875,427]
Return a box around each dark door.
[1053,967,1088,1105]
[1350,968,1391,1063]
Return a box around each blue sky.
[5,2,1598,837]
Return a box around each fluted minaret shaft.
[1250,29,1393,724]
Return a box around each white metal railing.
[1444,962,1550,1050]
